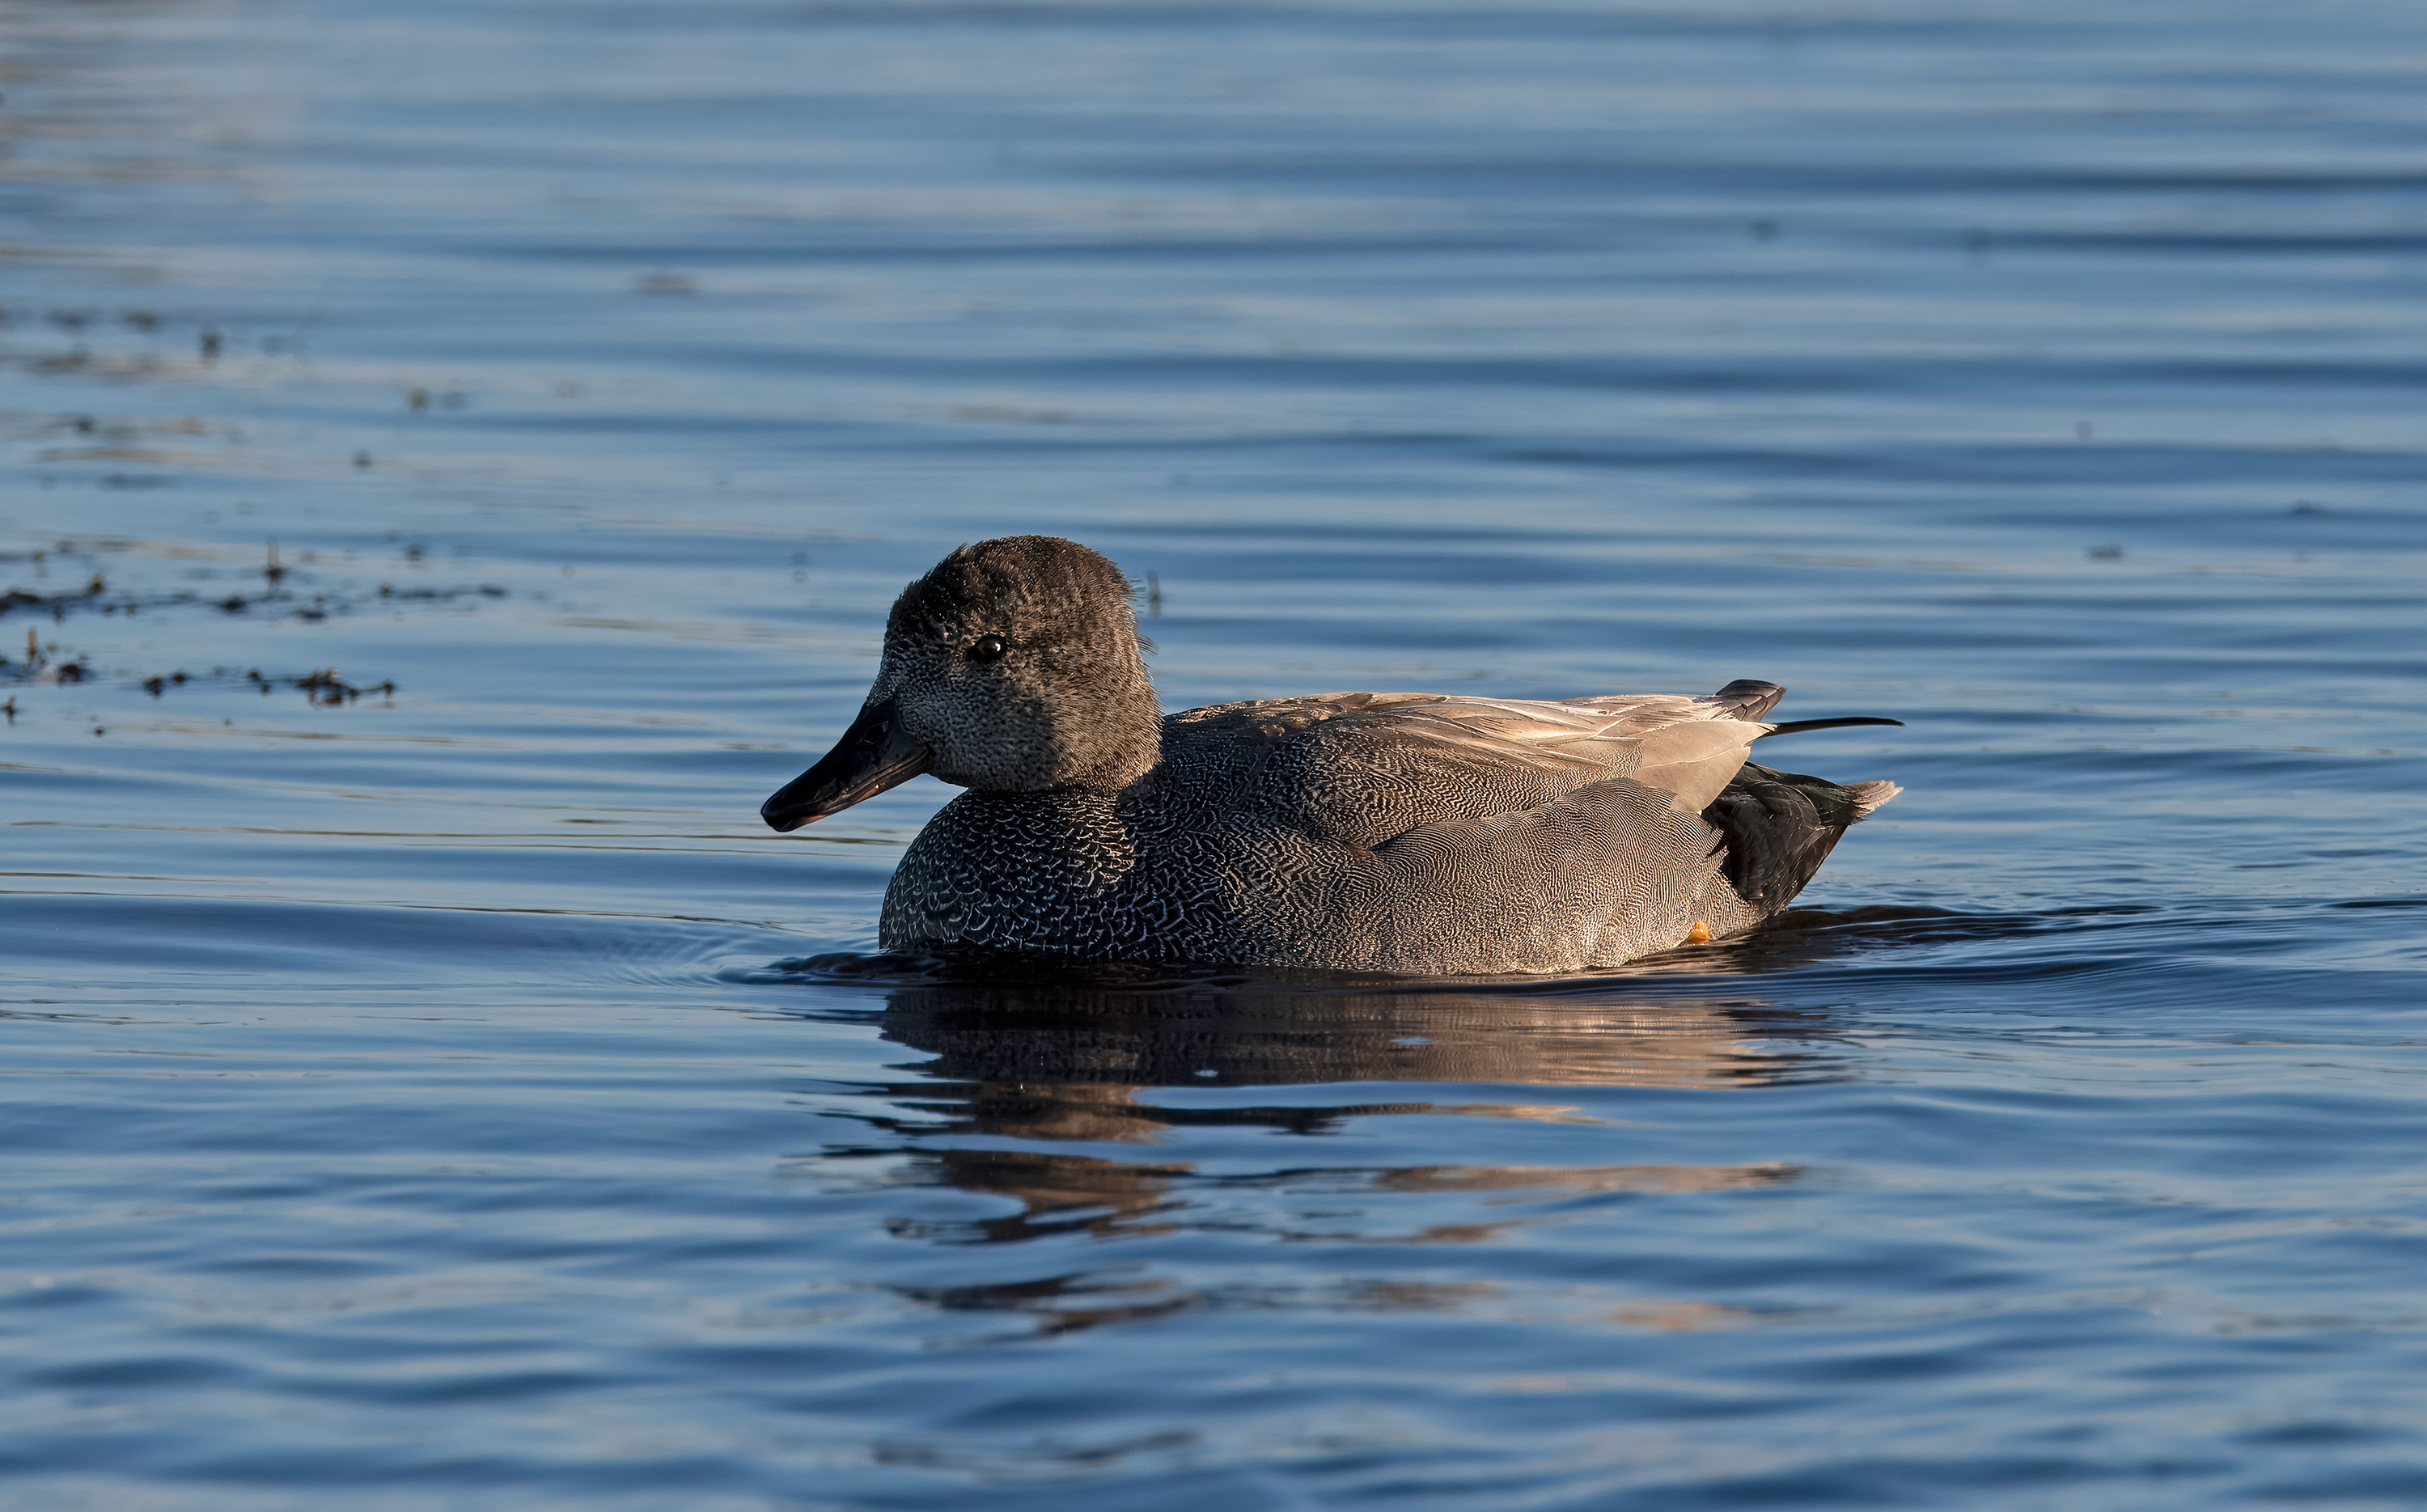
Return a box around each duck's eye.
[967,634,1007,663]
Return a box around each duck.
[762,535,1901,976]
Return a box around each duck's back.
[1158,680,1789,845]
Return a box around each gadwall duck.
[764,536,1900,975]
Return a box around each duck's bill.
[761,698,933,832]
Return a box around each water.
[4,0,2425,1505]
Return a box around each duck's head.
[762,536,1163,831]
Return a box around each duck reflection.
[839,904,1970,1139]
[876,972,1841,1117]
[824,961,1839,1243]
[773,924,1916,1332]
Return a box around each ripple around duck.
[723,903,2144,996]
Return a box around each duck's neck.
[1058,673,1163,794]
[964,656,1161,798]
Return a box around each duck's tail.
[1761,716,1905,738]
[1701,764,1900,915]
[1846,779,1902,818]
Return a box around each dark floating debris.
[232,666,396,704]
[2,628,88,685]
[2,546,481,703]
[375,582,505,601]
[2087,544,2124,560]
[0,574,107,620]
[3,548,504,628]
[294,667,393,705]
[6,634,384,702]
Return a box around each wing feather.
[1164,680,1788,847]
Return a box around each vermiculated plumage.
[765,536,1902,975]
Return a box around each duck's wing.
[1163,679,1787,849]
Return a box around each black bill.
[761,698,934,832]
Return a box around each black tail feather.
[1761,717,1904,738]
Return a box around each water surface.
[3,1,2425,1506]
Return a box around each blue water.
[4,0,2425,1506]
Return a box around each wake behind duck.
[763,536,1900,975]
